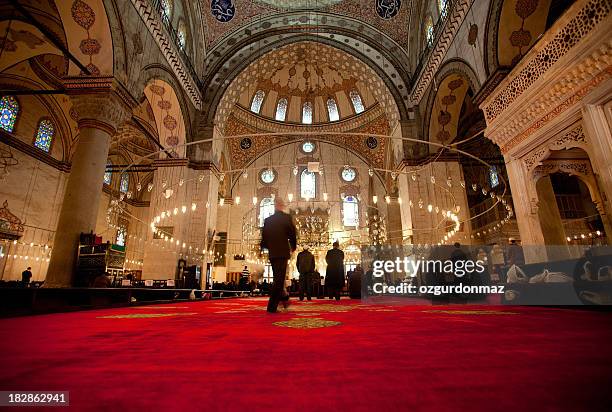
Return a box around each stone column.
[504,156,547,263]
[535,175,571,261]
[45,92,131,287]
[582,104,612,242]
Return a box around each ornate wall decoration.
[71,0,100,75]
[509,0,539,65]
[211,0,236,23]
[523,125,588,172]
[376,0,401,19]
[533,159,592,182]
[240,137,252,150]
[483,0,611,123]
[203,1,411,50]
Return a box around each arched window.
[177,20,187,50]
[343,196,359,227]
[0,95,19,133]
[302,102,313,124]
[120,173,129,193]
[251,90,265,114]
[259,197,275,227]
[349,90,365,114]
[160,0,172,22]
[33,119,54,152]
[425,16,434,47]
[300,169,316,199]
[326,98,339,122]
[103,166,112,186]
[438,0,449,19]
[275,98,288,121]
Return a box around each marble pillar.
[45,92,131,287]
[535,175,571,261]
[504,157,547,263]
[582,104,612,244]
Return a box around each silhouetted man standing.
[297,246,315,301]
[261,198,297,313]
[325,241,345,300]
[21,267,32,287]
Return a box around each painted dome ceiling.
[205,0,409,49]
[217,42,400,128]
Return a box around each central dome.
[235,43,381,124]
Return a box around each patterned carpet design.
[1,298,611,411]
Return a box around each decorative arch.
[135,64,194,139]
[143,78,187,158]
[212,41,403,134]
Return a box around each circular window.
[240,138,252,150]
[341,167,357,182]
[365,136,378,149]
[301,141,316,154]
[260,168,276,184]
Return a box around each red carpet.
[1,298,611,411]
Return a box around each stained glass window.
[259,197,275,227]
[115,226,127,246]
[300,169,316,199]
[251,90,265,114]
[350,90,365,114]
[302,102,313,124]
[343,196,359,227]
[33,119,54,152]
[120,173,129,193]
[275,98,288,121]
[425,16,434,46]
[327,98,339,122]
[103,167,112,185]
[160,0,172,21]
[0,95,19,133]
[438,0,449,19]
[490,166,500,188]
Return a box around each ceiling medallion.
[375,0,401,20]
[211,0,236,23]
[365,136,378,149]
[240,137,252,150]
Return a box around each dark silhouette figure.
[325,241,345,300]
[21,267,32,287]
[260,198,297,313]
[297,246,315,301]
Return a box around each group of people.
[260,198,349,313]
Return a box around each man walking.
[296,246,315,301]
[260,198,297,313]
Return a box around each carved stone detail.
[70,92,133,136]
[482,0,611,123]
[523,125,588,172]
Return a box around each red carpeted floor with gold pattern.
[1,298,612,411]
